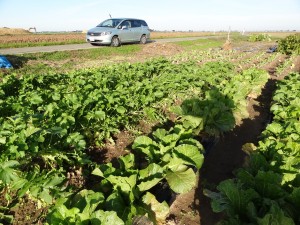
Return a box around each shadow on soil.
[5,54,36,69]
[195,77,277,225]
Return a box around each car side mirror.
[121,25,128,30]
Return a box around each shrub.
[248,33,271,42]
[277,34,300,55]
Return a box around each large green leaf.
[92,168,104,178]
[138,163,164,192]
[91,210,124,225]
[181,115,204,130]
[94,110,106,120]
[47,205,80,224]
[162,133,180,145]
[116,106,126,114]
[118,154,135,171]
[288,187,300,210]
[71,189,105,214]
[1,160,20,168]
[152,128,167,141]
[254,171,286,199]
[132,136,156,159]
[174,144,204,169]
[0,136,6,144]
[24,125,41,137]
[178,138,203,151]
[106,174,137,193]
[66,132,86,150]
[206,179,259,217]
[30,94,43,105]
[203,189,228,213]
[11,178,28,190]
[165,168,196,194]
[132,136,153,148]
[39,189,53,204]
[257,205,295,225]
[105,190,126,219]
[43,174,65,188]
[164,157,187,172]
[266,123,283,136]
[0,160,20,184]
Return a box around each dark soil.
[10,195,47,225]
[87,130,135,164]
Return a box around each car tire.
[140,35,147,44]
[111,36,120,47]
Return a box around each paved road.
[0,36,217,55]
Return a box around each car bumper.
[86,35,112,45]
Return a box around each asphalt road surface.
[0,36,218,55]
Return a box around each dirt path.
[167,54,289,225]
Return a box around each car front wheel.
[111,36,120,47]
[140,35,147,44]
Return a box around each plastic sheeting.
[0,55,13,68]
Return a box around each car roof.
[111,18,144,21]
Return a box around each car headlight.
[100,31,112,36]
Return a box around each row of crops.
[0,54,272,224]
[206,72,300,225]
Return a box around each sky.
[0,0,299,32]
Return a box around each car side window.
[131,20,141,28]
[120,20,131,28]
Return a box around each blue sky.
[0,0,299,31]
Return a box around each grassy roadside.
[0,40,86,49]
[1,44,142,75]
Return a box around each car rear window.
[140,20,148,26]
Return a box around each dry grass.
[0,33,85,44]
[0,27,30,35]
[0,33,86,48]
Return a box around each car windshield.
[96,19,123,28]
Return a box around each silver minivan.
[86,18,150,47]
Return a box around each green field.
[0,36,300,224]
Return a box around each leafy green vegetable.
[165,168,196,194]
[206,72,300,224]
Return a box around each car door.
[129,20,142,41]
[118,20,134,42]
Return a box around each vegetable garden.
[0,35,300,225]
